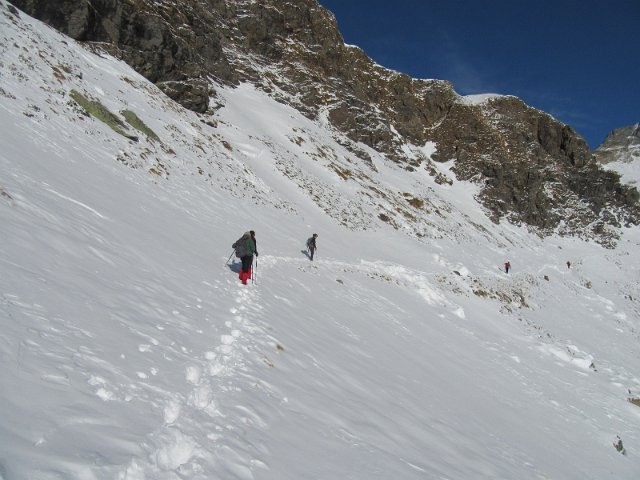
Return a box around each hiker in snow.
[306,233,318,261]
[504,261,511,274]
[232,230,258,285]
[566,261,571,269]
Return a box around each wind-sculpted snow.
[1,3,640,479]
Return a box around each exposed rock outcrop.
[594,123,640,165]
[9,0,640,243]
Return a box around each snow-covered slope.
[1,4,639,479]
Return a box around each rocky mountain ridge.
[7,0,640,245]
[595,124,640,165]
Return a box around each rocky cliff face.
[594,124,640,165]
[9,0,640,244]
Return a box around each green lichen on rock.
[69,90,138,141]
[121,109,159,142]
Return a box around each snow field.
[1,3,639,478]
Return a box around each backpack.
[232,233,249,258]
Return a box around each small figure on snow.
[306,233,318,261]
[566,261,571,269]
[232,230,258,285]
[504,261,511,274]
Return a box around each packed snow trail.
[113,272,280,479]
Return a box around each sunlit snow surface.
[458,93,504,105]
[1,3,639,479]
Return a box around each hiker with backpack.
[232,230,258,285]
[306,233,318,261]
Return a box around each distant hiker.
[504,261,511,274]
[232,230,258,285]
[306,233,318,261]
[566,261,571,269]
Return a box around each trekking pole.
[253,257,258,284]
[225,250,235,265]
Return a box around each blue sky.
[318,0,639,149]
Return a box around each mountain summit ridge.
[7,0,640,243]
[595,123,640,165]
